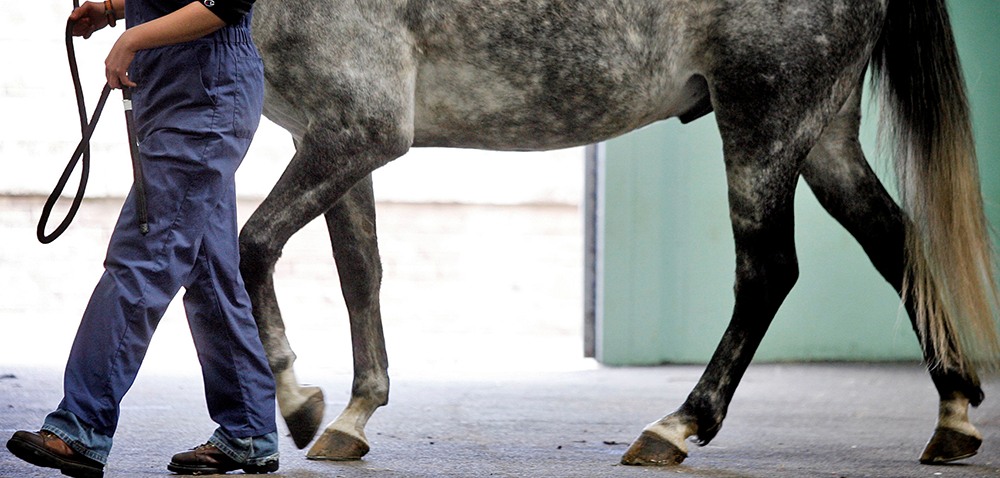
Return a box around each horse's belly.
[411,64,702,151]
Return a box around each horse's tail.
[870,0,999,374]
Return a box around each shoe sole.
[6,435,104,478]
[167,459,279,475]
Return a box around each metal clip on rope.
[37,13,149,243]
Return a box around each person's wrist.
[104,0,117,27]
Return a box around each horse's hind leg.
[623,74,827,465]
[304,174,388,460]
[798,85,983,464]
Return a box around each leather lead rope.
[37,7,149,243]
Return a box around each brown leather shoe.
[6,430,104,478]
[167,442,278,475]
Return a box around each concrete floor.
[5,197,1000,477]
[3,363,1000,477]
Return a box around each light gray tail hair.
[870,0,1000,373]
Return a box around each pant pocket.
[233,51,265,139]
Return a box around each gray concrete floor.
[3,363,1000,477]
[5,197,1000,477]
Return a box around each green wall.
[593,2,999,365]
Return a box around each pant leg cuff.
[42,409,111,465]
[208,428,279,466]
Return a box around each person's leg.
[47,185,183,451]
[40,410,113,465]
[6,172,197,477]
[167,429,279,475]
[179,182,278,467]
[164,26,276,474]
[9,66,255,469]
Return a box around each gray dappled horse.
[242,0,1000,466]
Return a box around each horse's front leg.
[305,174,389,460]
[274,365,326,449]
[244,16,415,455]
[239,174,326,449]
[240,107,411,458]
[258,176,389,457]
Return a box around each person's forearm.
[120,2,226,51]
[104,1,226,87]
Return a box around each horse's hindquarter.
[408,0,710,150]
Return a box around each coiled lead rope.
[37,3,148,243]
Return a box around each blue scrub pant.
[42,19,277,466]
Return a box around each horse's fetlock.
[352,371,390,405]
[680,397,726,446]
[932,369,984,407]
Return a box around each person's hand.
[68,1,111,39]
[106,30,137,89]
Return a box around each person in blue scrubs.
[5,0,277,476]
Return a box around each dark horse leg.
[797,85,983,464]
[622,70,834,466]
[245,171,388,460]
[622,79,985,465]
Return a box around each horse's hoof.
[920,427,982,464]
[306,429,370,461]
[620,431,687,466]
[284,387,325,449]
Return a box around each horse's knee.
[239,221,283,282]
